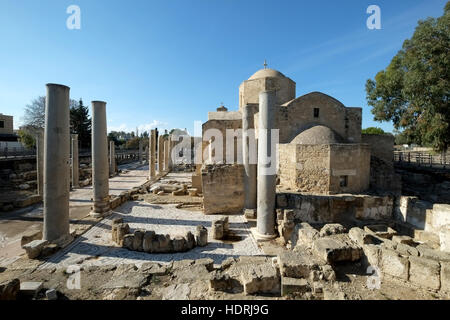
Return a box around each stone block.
[159,234,172,252]
[396,243,419,257]
[441,262,450,293]
[0,278,20,300]
[278,251,324,278]
[276,194,288,208]
[123,234,134,250]
[133,229,145,251]
[319,224,346,237]
[195,225,208,247]
[22,239,48,259]
[20,230,42,247]
[187,188,198,196]
[240,263,280,295]
[362,244,380,267]
[348,227,378,246]
[172,236,187,252]
[20,281,43,298]
[185,231,195,250]
[296,223,320,247]
[116,223,130,246]
[364,224,397,239]
[417,245,450,262]
[212,220,224,240]
[409,256,441,290]
[142,231,156,252]
[392,235,416,246]
[281,277,309,296]
[244,208,256,219]
[312,235,362,263]
[380,248,409,280]
[439,225,450,253]
[209,271,240,292]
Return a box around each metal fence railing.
[394,151,450,169]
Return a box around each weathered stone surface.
[417,245,450,262]
[195,225,208,247]
[396,243,419,257]
[392,235,416,246]
[22,239,48,259]
[20,230,42,247]
[20,281,43,297]
[185,231,195,250]
[244,208,256,219]
[139,262,168,276]
[348,227,378,245]
[221,217,230,232]
[212,220,224,240]
[133,229,145,251]
[362,244,381,267]
[364,224,397,239]
[103,264,148,289]
[123,234,134,250]
[240,262,280,295]
[409,256,441,290]
[172,236,187,252]
[142,231,156,252]
[209,271,240,292]
[440,225,450,253]
[195,258,215,272]
[278,250,325,279]
[320,265,336,281]
[158,234,172,252]
[281,277,309,296]
[295,223,320,248]
[312,235,362,263]
[441,262,450,293]
[116,223,130,246]
[0,278,20,300]
[380,248,409,280]
[319,224,346,237]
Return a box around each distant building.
[0,114,22,151]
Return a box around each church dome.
[291,125,344,145]
[248,68,286,80]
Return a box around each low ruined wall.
[276,192,393,224]
[202,164,245,214]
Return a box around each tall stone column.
[138,139,143,164]
[158,135,164,173]
[36,129,44,197]
[71,134,79,188]
[256,91,277,239]
[149,129,156,179]
[109,140,116,176]
[168,134,174,170]
[164,139,169,171]
[90,101,110,217]
[43,83,71,243]
[242,104,258,213]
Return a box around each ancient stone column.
[71,134,79,188]
[43,83,71,243]
[242,104,257,213]
[168,134,174,170]
[149,129,156,179]
[90,101,110,217]
[36,129,44,197]
[256,91,277,239]
[138,139,143,164]
[164,139,169,171]
[158,135,164,173]
[109,140,116,175]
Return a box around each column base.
[250,227,277,242]
[90,199,111,218]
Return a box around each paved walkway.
[0,162,150,266]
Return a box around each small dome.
[291,125,344,145]
[248,68,286,80]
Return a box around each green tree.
[17,129,36,149]
[361,127,386,135]
[70,98,91,149]
[366,2,450,152]
[125,137,140,149]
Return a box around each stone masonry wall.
[202,164,245,214]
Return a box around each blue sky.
[0,0,447,134]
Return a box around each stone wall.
[329,144,370,194]
[278,143,370,194]
[202,119,242,164]
[279,144,330,194]
[276,192,393,224]
[0,114,14,135]
[202,164,245,214]
[263,92,362,144]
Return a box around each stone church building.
[198,65,394,214]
